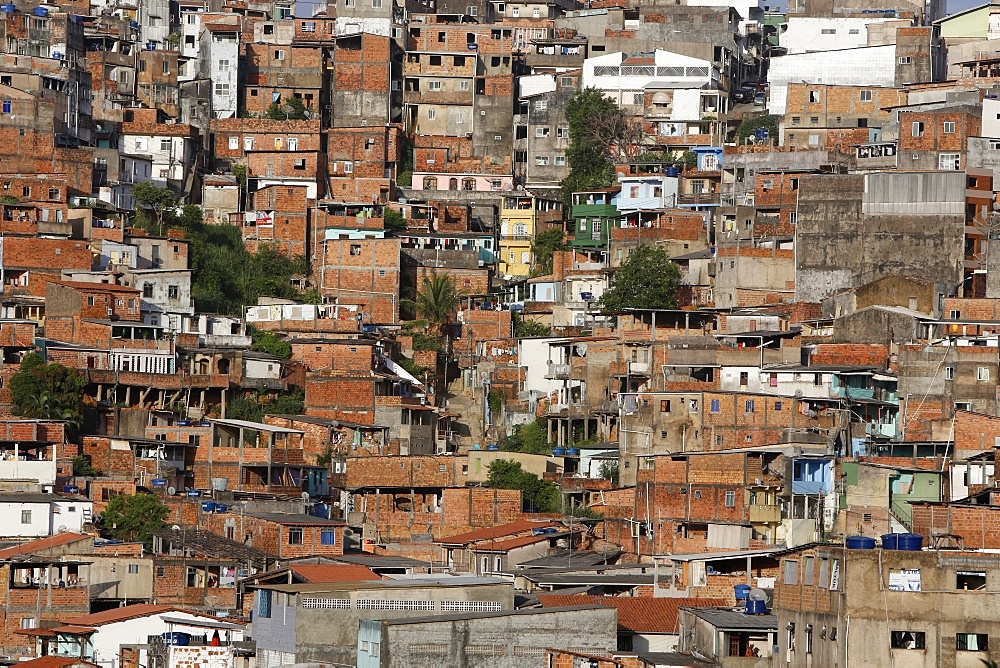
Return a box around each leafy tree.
[736,114,779,143]
[10,353,86,436]
[531,227,566,275]
[101,493,169,543]
[562,88,618,202]
[383,208,407,232]
[598,460,619,486]
[487,390,503,418]
[411,333,441,352]
[486,460,561,513]
[251,330,291,359]
[501,418,550,454]
[600,244,681,312]
[131,181,177,235]
[513,312,551,338]
[398,357,426,379]
[0,195,18,204]
[265,97,308,120]
[72,455,101,477]
[410,273,459,333]
[227,388,305,422]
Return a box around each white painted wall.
[767,45,896,116]
[87,611,246,668]
[983,98,1000,138]
[779,17,898,54]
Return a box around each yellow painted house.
[499,192,563,277]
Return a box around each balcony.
[596,400,619,414]
[546,363,571,379]
[678,192,721,205]
[749,504,781,524]
[547,403,590,418]
[629,361,650,375]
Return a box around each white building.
[123,268,195,332]
[120,133,196,187]
[96,154,153,212]
[617,173,680,212]
[0,494,93,538]
[178,8,206,81]
[201,23,240,118]
[582,50,721,110]
[139,0,171,49]
[778,16,908,55]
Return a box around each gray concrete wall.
[382,606,618,667]
[795,173,965,303]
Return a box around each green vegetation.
[398,357,427,379]
[265,97,308,120]
[129,186,310,315]
[501,418,550,455]
[101,493,169,543]
[598,460,619,486]
[513,311,551,338]
[251,330,292,359]
[487,390,503,418]
[599,244,681,312]
[72,455,101,477]
[531,227,566,275]
[10,353,86,436]
[408,273,459,333]
[383,208,407,232]
[0,195,19,204]
[227,387,305,423]
[736,114,779,143]
[411,332,441,352]
[486,459,561,513]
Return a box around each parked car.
[732,87,754,104]
[753,91,766,106]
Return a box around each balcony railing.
[546,363,571,379]
[678,192,721,205]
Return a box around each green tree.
[513,312,551,338]
[101,493,169,543]
[265,97,308,120]
[487,390,503,418]
[10,353,86,436]
[598,460,619,486]
[486,460,561,513]
[501,418,550,454]
[736,114,779,143]
[410,273,459,333]
[600,244,681,312]
[383,208,407,232]
[0,195,18,204]
[131,181,177,235]
[251,330,292,359]
[562,88,619,203]
[72,455,101,477]
[531,227,566,275]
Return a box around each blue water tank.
[177,419,191,426]
[664,166,679,177]
[32,7,48,16]
[881,533,899,550]
[186,489,201,498]
[896,533,924,551]
[0,4,16,13]
[552,447,566,456]
[215,503,228,514]
[201,501,216,512]
[566,447,580,456]
[486,444,500,451]
[744,599,767,615]
[150,478,167,488]
[845,535,876,549]
[734,584,751,601]
[162,632,190,646]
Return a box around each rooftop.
[538,595,727,634]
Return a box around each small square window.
[943,121,956,134]
[860,90,872,102]
[978,367,990,381]
[287,527,303,544]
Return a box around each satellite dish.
[57,525,67,532]
[794,389,804,399]
[166,486,177,496]
[171,525,181,531]
[749,588,770,602]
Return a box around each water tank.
[162,632,190,646]
[486,444,500,451]
[664,166,679,177]
[881,533,899,550]
[744,599,767,615]
[215,503,228,514]
[32,6,47,16]
[845,535,876,549]
[896,533,924,551]
[210,477,229,491]
[150,478,167,488]
[734,584,751,601]
[177,419,191,426]
[186,489,201,498]
[566,447,580,456]
[63,485,80,494]
[201,501,216,513]
[0,5,16,13]
[552,447,566,456]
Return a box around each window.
[321,530,337,545]
[957,633,989,651]
[1,100,10,114]
[257,590,273,618]
[288,528,304,544]
[555,155,566,166]
[427,108,436,120]
[428,80,442,91]
[302,21,315,32]
[724,490,736,507]
[860,90,872,102]
[350,244,361,255]
[809,90,819,103]
[535,100,547,111]
[978,367,990,382]
[890,631,925,649]
[775,401,783,411]
[214,82,230,97]
[459,80,469,91]
[20,618,36,629]
[899,56,912,64]
[820,28,835,34]
[912,121,923,137]
[710,399,720,413]
[20,510,30,524]
[745,400,755,413]
[244,136,254,151]
[143,283,153,298]
[535,126,550,137]
[660,400,671,412]
[218,59,230,72]
[157,567,166,577]
[783,560,798,584]
[456,112,464,124]
[128,564,139,574]
[956,571,986,590]
[803,556,815,585]
[943,121,956,134]
[48,188,58,201]
[168,285,179,299]
[940,153,961,170]
[534,155,549,166]
[946,366,955,380]
[160,139,171,151]
[560,76,574,87]
[557,126,569,139]
[228,136,239,150]
[274,49,285,60]
[791,117,800,125]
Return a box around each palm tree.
[411,273,459,333]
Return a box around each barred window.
[300,597,351,609]
[440,600,502,612]
[356,599,435,611]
